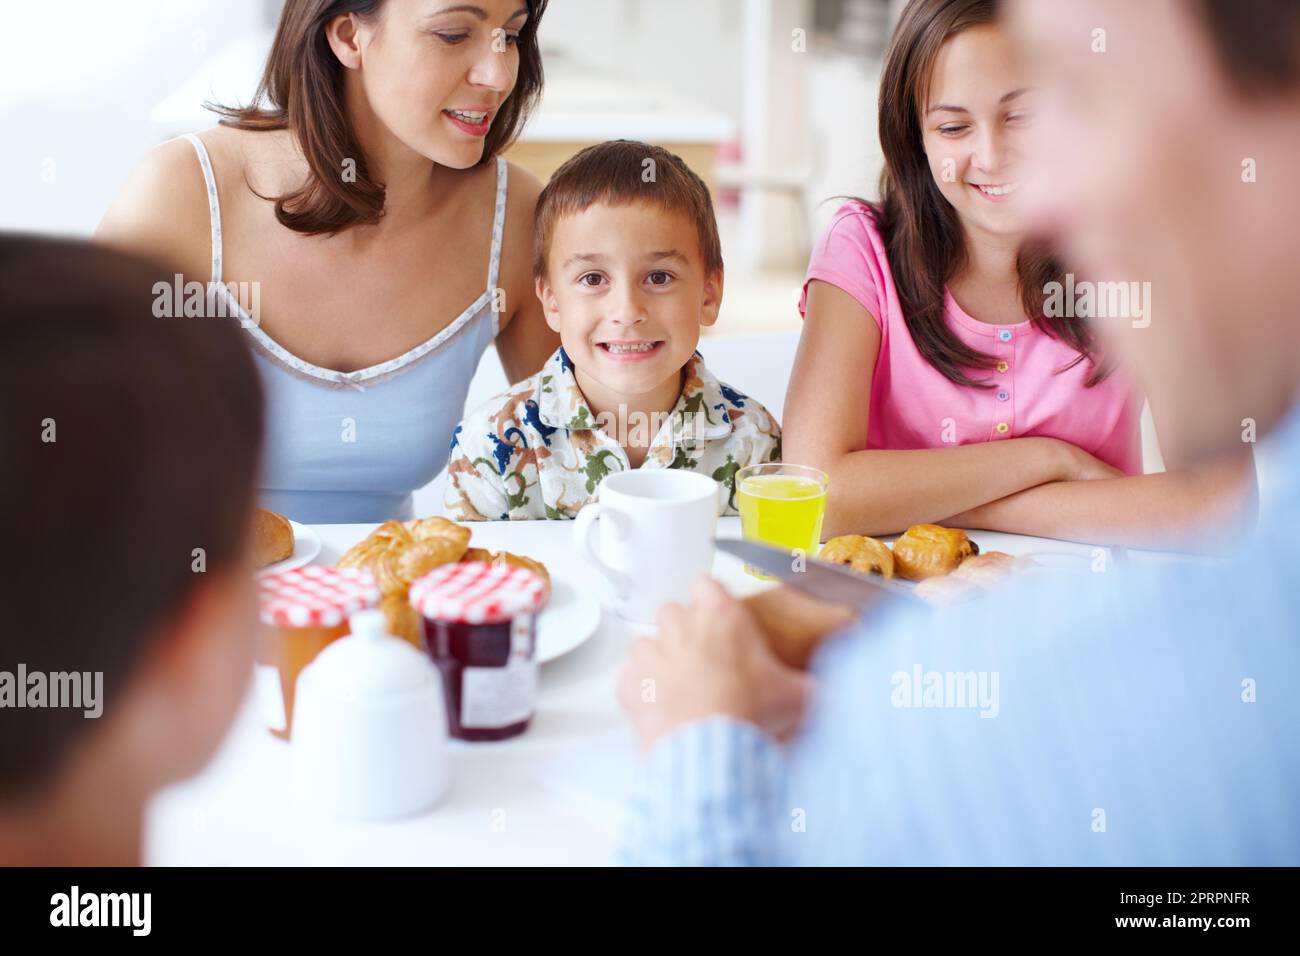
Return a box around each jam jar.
[409,562,548,741]
[256,565,381,740]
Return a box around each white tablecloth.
[144,519,1170,866]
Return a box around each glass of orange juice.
[734,463,829,580]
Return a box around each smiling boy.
[445,140,781,520]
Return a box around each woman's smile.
[442,107,494,137]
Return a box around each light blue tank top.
[183,133,504,524]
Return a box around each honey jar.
[256,565,381,740]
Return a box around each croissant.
[337,520,410,571]
[406,516,472,552]
[337,516,550,615]
[378,593,426,650]
[338,517,469,596]
[819,534,894,578]
[891,524,978,580]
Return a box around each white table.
[144,520,1179,866]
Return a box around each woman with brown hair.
[97,0,557,523]
[783,0,1253,548]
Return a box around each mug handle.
[573,502,633,599]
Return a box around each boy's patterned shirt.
[445,347,782,521]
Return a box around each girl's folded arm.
[784,280,1082,537]
[942,448,1258,551]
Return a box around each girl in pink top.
[785,0,1253,547]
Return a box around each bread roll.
[254,509,295,568]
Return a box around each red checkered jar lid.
[258,566,381,628]
[410,562,547,625]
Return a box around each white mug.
[573,469,719,625]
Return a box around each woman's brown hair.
[209,0,548,236]
[872,0,1104,387]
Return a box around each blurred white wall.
[0,0,268,236]
[0,0,886,259]
[538,0,745,120]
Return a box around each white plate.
[537,575,601,663]
[255,521,322,577]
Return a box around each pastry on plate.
[915,551,1039,605]
[336,515,550,608]
[338,519,412,572]
[338,517,469,595]
[949,551,1018,587]
[378,593,426,650]
[914,574,984,606]
[819,534,895,578]
[892,524,978,580]
[406,516,472,552]
[254,508,295,568]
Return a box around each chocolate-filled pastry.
[254,508,295,568]
[891,524,978,580]
[915,574,983,606]
[948,550,1018,587]
[819,534,895,578]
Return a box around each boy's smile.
[536,200,722,422]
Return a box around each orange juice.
[735,466,829,579]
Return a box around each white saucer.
[537,575,601,663]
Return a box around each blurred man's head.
[0,236,264,863]
[1007,0,1300,466]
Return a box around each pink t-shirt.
[799,202,1142,475]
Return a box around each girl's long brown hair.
[872,0,1104,387]
[208,0,548,236]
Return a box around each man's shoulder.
[807,556,1299,863]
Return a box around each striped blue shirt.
[621,403,1300,866]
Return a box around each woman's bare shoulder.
[498,160,543,282]
[95,134,215,277]
[96,126,302,275]
[503,160,544,219]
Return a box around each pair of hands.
[615,578,858,751]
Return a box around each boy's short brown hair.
[533,140,724,279]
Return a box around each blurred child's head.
[533,140,723,407]
[0,236,264,861]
